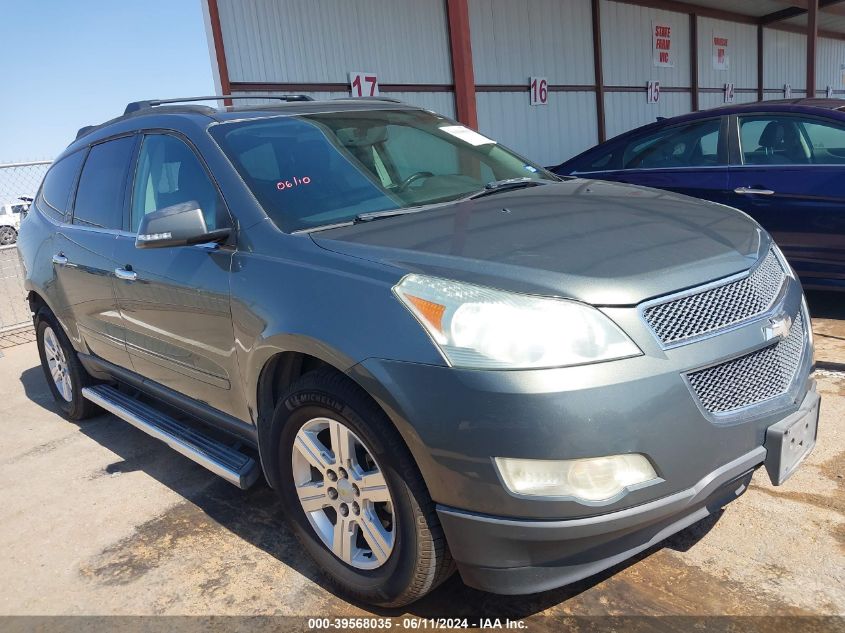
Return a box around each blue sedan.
[553,99,845,292]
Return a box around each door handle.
[734,187,775,195]
[51,253,68,266]
[114,267,137,282]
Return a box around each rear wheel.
[0,226,17,246]
[269,368,454,607]
[35,309,100,420]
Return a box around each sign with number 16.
[530,77,548,106]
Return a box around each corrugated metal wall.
[697,18,758,92]
[217,0,452,84]
[697,90,758,111]
[217,0,453,114]
[210,0,845,165]
[817,36,845,95]
[469,0,594,85]
[604,92,690,139]
[695,18,758,114]
[763,28,807,95]
[600,1,692,140]
[469,0,596,166]
[476,92,597,166]
[601,1,691,88]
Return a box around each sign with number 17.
[349,72,379,97]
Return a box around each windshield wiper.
[354,207,426,224]
[465,177,550,200]
[354,178,554,223]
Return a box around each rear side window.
[40,151,85,218]
[622,119,721,169]
[586,151,615,171]
[73,136,136,229]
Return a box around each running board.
[82,384,259,489]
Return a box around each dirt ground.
[0,291,842,629]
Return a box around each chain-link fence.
[0,160,50,208]
[0,161,50,331]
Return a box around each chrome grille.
[643,250,785,346]
[687,313,805,415]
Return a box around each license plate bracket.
[764,389,820,486]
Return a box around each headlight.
[495,454,658,502]
[393,274,640,369]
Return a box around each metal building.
[203,0,845,166]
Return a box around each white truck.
[0,198,31,246]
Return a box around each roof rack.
[75,125,98,139]
[123,94,314,115]
[333,96,405,104]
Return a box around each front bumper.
[435,385,818,595]
[438,448,759,595]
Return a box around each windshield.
[209,108,555,232]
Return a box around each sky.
[0,0,216,163]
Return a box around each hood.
[312,179,766,305]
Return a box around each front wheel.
[270,369,454,607]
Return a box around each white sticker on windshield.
[440,125,496,147]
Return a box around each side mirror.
[135,201,230,249]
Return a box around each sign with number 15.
[647,81,661,104]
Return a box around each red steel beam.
[592,0,607,143]
[206,0,232,106]
[690,13,699,111]
[808,0,819,96]
[758,25,765,101]
[446,0,478,129]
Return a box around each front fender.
[230,230,446,421]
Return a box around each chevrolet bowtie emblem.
[765,314,793,342]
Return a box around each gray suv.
[18,96,819,606]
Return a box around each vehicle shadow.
[19,364,722,618]
[805,290,845,321]
[805,290,845,370]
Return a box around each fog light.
[495,454,658,502]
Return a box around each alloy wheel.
[291,417,395,569]
[43,326,72,402]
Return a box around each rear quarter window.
[39,151,85,220]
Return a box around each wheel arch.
[252,343,433,496]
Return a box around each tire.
[0,226,16,246]
[35,308,100,421]
[269,368,454,607]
